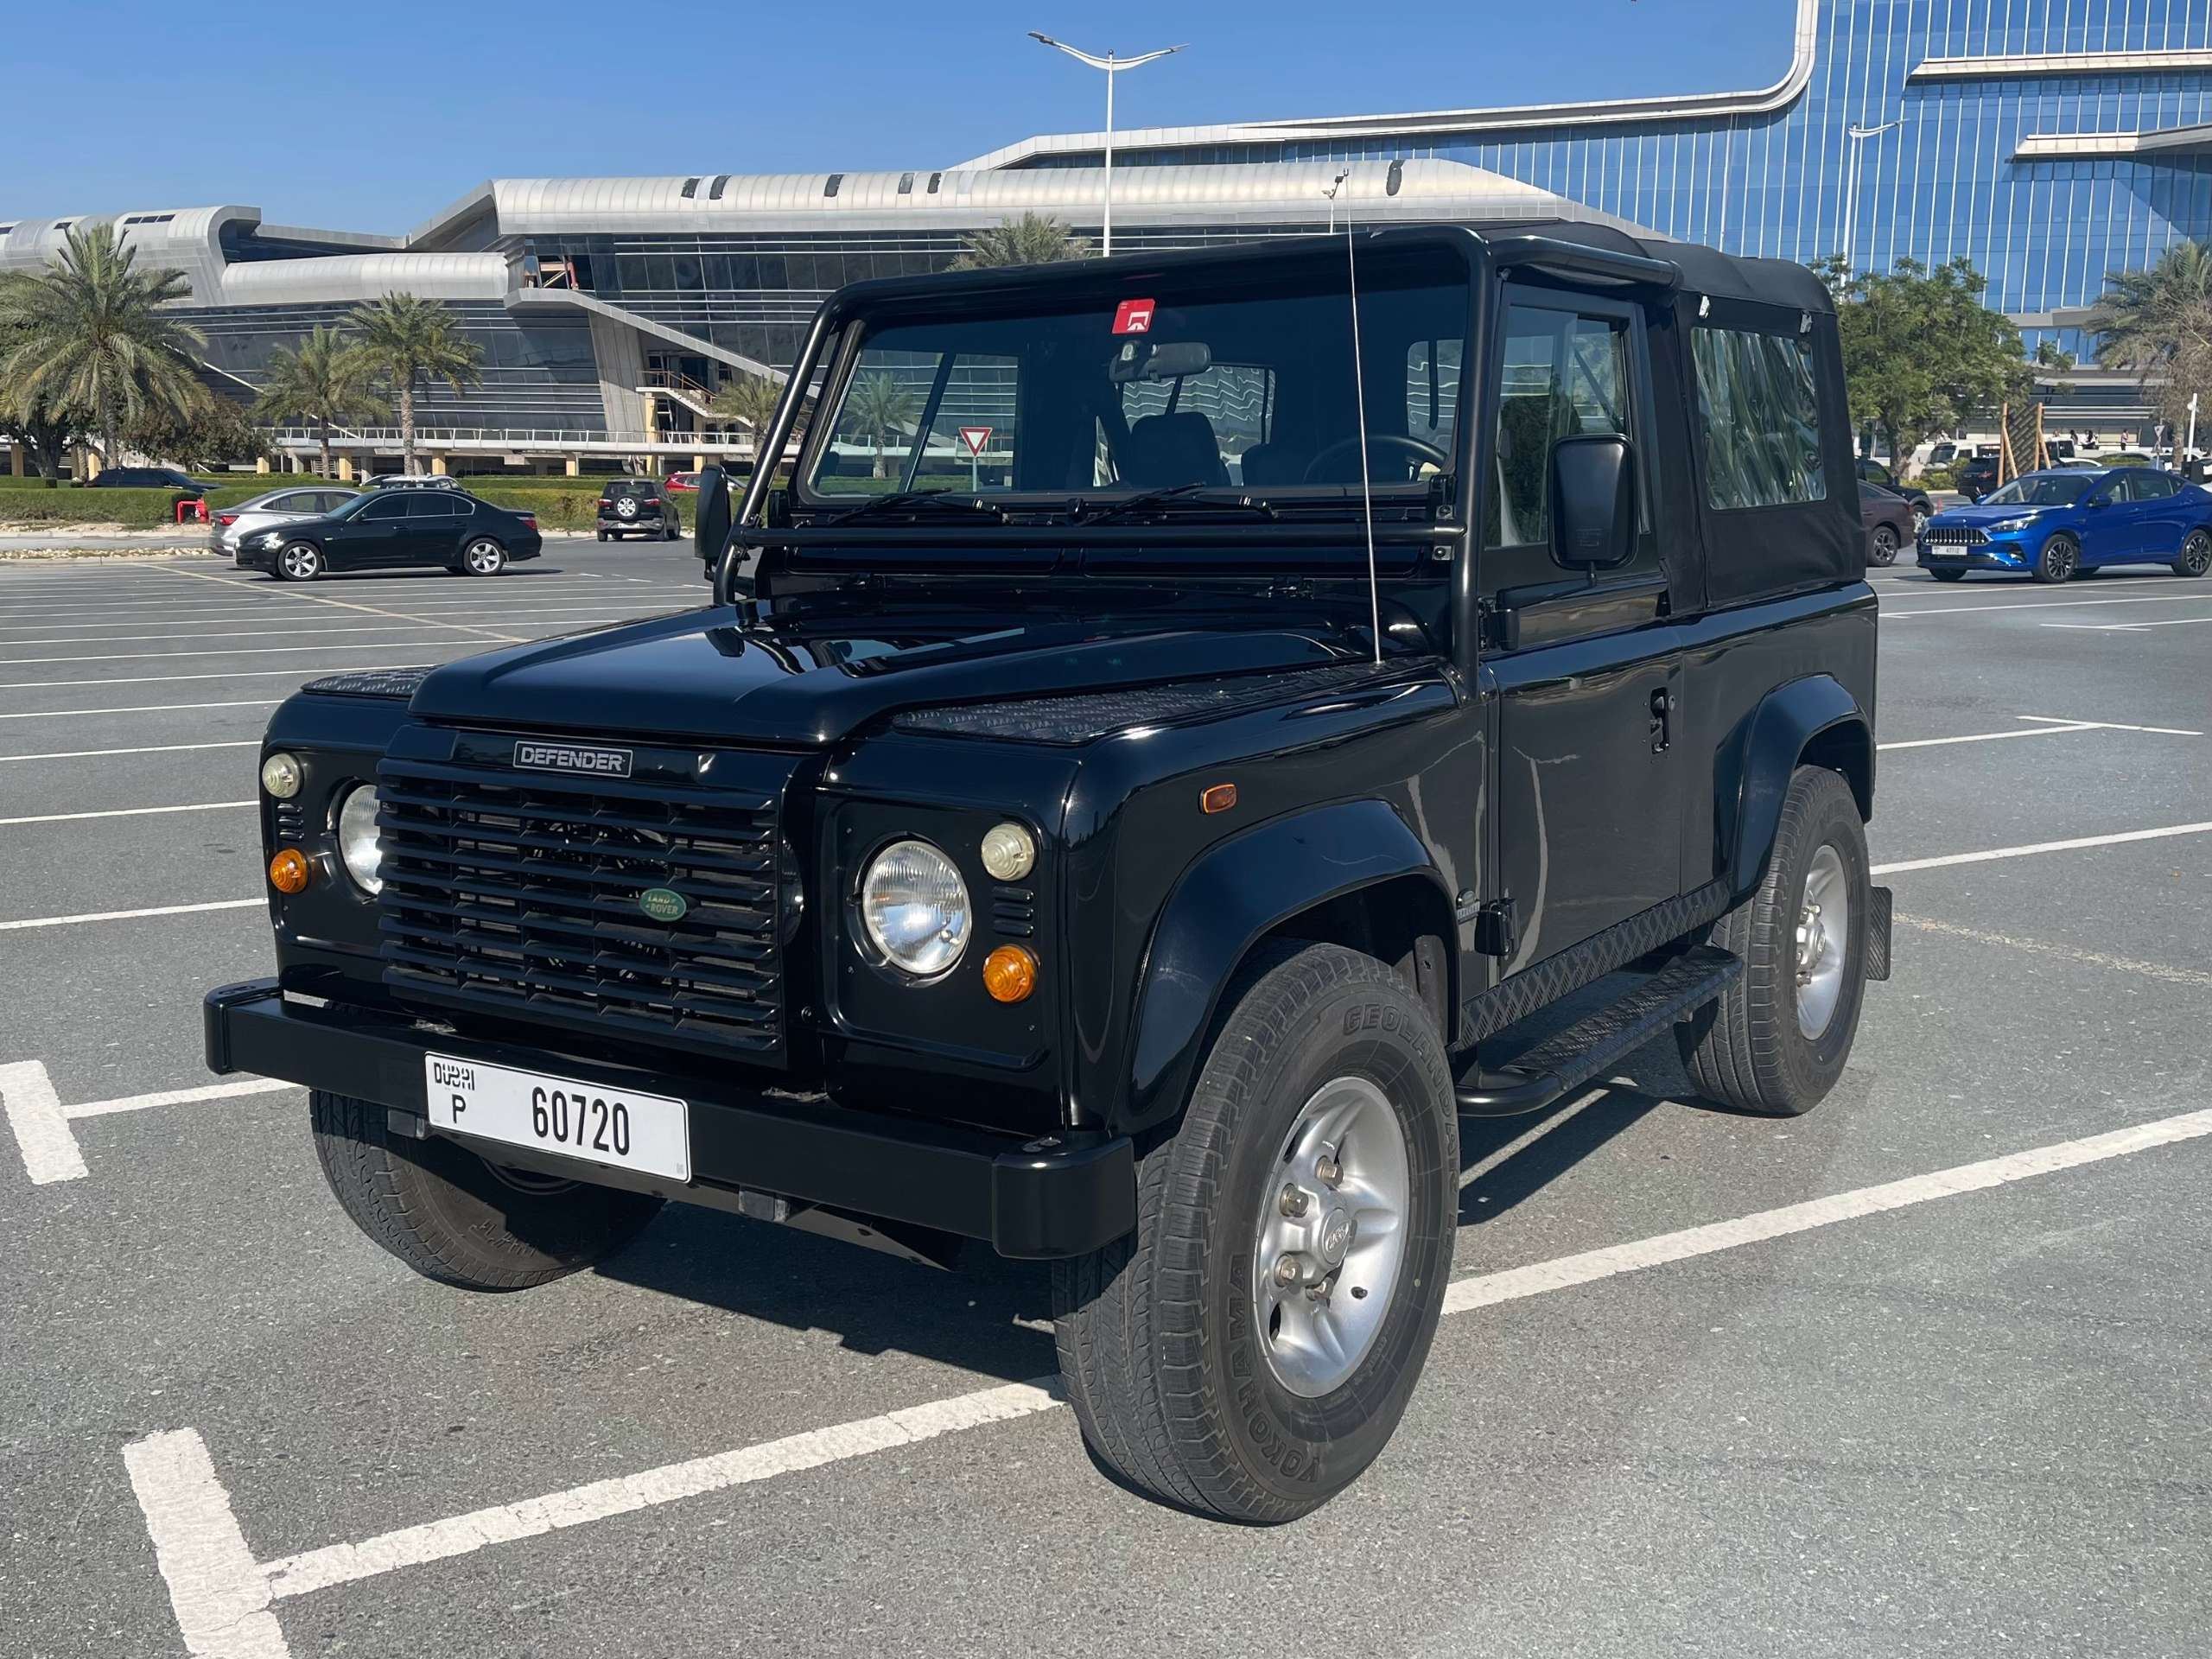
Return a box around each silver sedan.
[211,486,360,554]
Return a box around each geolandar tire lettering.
[1052,943,1457,1523]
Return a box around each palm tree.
[842,372,916,480]
[2088,240,2212,441]
[251,326,385,480]
[950,213,1093,271]
[0,223,207,471]
[710,372,785,457]
[346,294,483,474]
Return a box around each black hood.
[405,601,1372,747]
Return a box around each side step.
[1453,945,1744,1118]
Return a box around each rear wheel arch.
[1719,676,1872,902]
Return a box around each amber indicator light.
[982,944,1038,1004]
[268,848,310,894]
[1200,783,1238,815]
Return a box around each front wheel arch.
[1122,801,1457,1141]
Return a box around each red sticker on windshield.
[1112,298,1156,335]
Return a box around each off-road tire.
[1051,944,1458,1523]
[663,515,681,540]
[1677,766,1870,1116]
[1927,567,1966,582]
[2174,527,2212,578]
[2033,532,2079,584]
[309,1090,663,1290]
[596,529,610,542]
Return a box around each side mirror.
[2085,493,2110,509]
[693,464,732,570]
[1549,432,1637,570]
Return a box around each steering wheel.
[1300,433,1451,485]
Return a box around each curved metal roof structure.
[956,0,1820,170]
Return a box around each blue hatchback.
[1917,467,2212,583]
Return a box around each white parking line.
[125,1104,2212,1656]
[0,624,489,647]
[1872,821,2212,875]
[0,699,281,722]
[1886,589,2212,619]
[0,800,252,827]
[1877,715,2202,750]
[152,564,525,645]
[124,1431,292,1659]
[1897,914,2212,989]
[0,663,437,690]
[2043,614,2212,632]
[0,898,261,931]
[0,1059,295,1183]
[0,640,461,667]
[0,740,257,762]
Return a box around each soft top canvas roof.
[1470,219,1834,315]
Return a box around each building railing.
[261,426,765,453]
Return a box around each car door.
[404,492,466,564]
[334,492,413,568]
[1481,289,1683,964]
[2122,470,2187,562]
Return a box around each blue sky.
[9,2,1787,231]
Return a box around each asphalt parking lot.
[3,546,2209,1658]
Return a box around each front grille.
[1922,525,1989,546]
[377,749,785,1060]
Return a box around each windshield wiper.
[827,489,1005,526]
[1077,484,1275,526]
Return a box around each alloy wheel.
[2182,531,2211,576]
[1250,1076,1410,1398]
[466,539,504,575]
[1795,843,1851,1039]
[280,544,320,581]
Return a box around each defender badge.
[638,887,689,923]
[513,740,632,779]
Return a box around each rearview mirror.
[1549,433,1637,569]
[1108,339,1212,385]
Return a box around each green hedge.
[0,483,276,528]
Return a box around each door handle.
[1649,687,1671,753]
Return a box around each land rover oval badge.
[639,887,689,923]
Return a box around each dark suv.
[206,224,1891,1524]
[596,477,681,540]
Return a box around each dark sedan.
[234,488,541,581]
[1858,481,1915,566]
[1854,458,1931,531]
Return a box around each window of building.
[1485,303,1630,549]
[1691,327,1827,511]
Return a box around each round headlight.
[859,838,969,976]
[261,751,302,799]
[979,821,1036,882]
[335,785,384,894]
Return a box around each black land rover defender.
[207,223,1890,1524]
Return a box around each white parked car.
[210,486,361,555]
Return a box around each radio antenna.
[1325,168,1383,666]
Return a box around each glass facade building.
[984,0,2212,404]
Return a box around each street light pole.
[1841,119,1904,273]
[1027,32,1185,257]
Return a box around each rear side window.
[1692,328,1827,511]
[2126,471,2177,499]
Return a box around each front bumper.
[204,980,1134,1259]
[1916,541,2029,571]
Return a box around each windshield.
[1980,474,2088,507]
[800,247,1471,504]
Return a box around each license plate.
[423,1054,690,1182]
